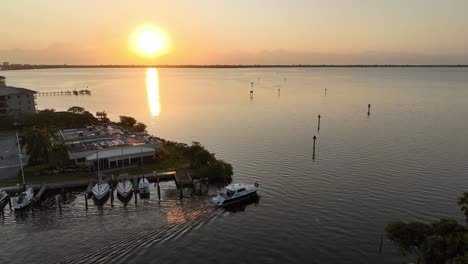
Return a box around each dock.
[174,170,193,187]
[33,184,47,203]
[36,89,91,96]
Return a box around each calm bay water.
[1,67,468,263]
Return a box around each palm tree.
[457,192,468,224]
[20,126,55,164]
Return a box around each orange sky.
[2,1,468,65]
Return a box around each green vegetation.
[118,115,147,132]
[20,126,55,164]
[386,195,468,264]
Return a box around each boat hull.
[92,191,110,205]
[216,190,258,207]
[117,191,133,204]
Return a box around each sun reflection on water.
[145,68,161,117]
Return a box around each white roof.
[86,146,154,161]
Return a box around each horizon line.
[1,64,468,70]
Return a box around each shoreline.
[1,64,468,71]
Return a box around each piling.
[57,195,62,211]
[278,88,281,96]
[8,197,12,211]
[251,82,253,87]
[317,114,321,131]
[134,187,138,205]
[179,187,183,200]
[325,88,327,96]
[379,233,383,253]
[250,90,254,98]
[84,193,88,209]
[313,135,317,160]
[157,178,161,201]
[110,186,114,207]
[368,104,371,116]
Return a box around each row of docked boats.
[91,176,151,205]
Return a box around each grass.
[0,171,92,187]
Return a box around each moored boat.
[92,181,110,205]
[12,187,34,210]
[212,182,259,207]
[138,177,150,198]
[0,190,9,211]
[116,179,133,204]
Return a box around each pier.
[36,89,91,96]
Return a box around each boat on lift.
[138,176,150,198]
[92,149,110,205]
[116,178,133,204]
[212,182,259,207]
[0,190,9,211]
[12,132,34,211]
[12,186,34,210]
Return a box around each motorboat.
[212,182,259,207]
[0,190,9,210]
[92,181,110,205]
[138,177,150,198]
[12,187,34,210]
[116,179,133,204]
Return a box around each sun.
[132,26,168,57]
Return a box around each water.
[1,67,468,263]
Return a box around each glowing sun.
[132,26,168,57]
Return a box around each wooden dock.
[174,170,193,187]
[36,89,91,96]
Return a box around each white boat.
[12,187,34,210]
[12,132,33,211]
[212,182,259,207]
[92,181,110,205]
[0,190,9,210]
[138,177,150,198]
[92,148,110,205]
[116,179,133,204]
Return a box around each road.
[0,130,27,181]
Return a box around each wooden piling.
[251,82,253,87]
[8,197,12,211]
[278,88,281,96]
[179,187,183,200]
[157,178,161,201]
[379,233,383,253]
[313,135,317,159]
[58,195,62,211]
[110,186,114,207]
[250,90,254,98]
[368,104,371,115]
[84,193,88,209]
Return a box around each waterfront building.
[57,124,162,166]
[0,76,36,116]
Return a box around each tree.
[67,106,85,114]
[119,116,137,129]
[458,192,468,224]
[198,160,233,183]
[20,126,55,164]
[49,143,71,168]
[134,122,147,132]
[386,208,468,264]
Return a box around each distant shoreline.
[1,64,468,71]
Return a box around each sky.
[2,0,468,65]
